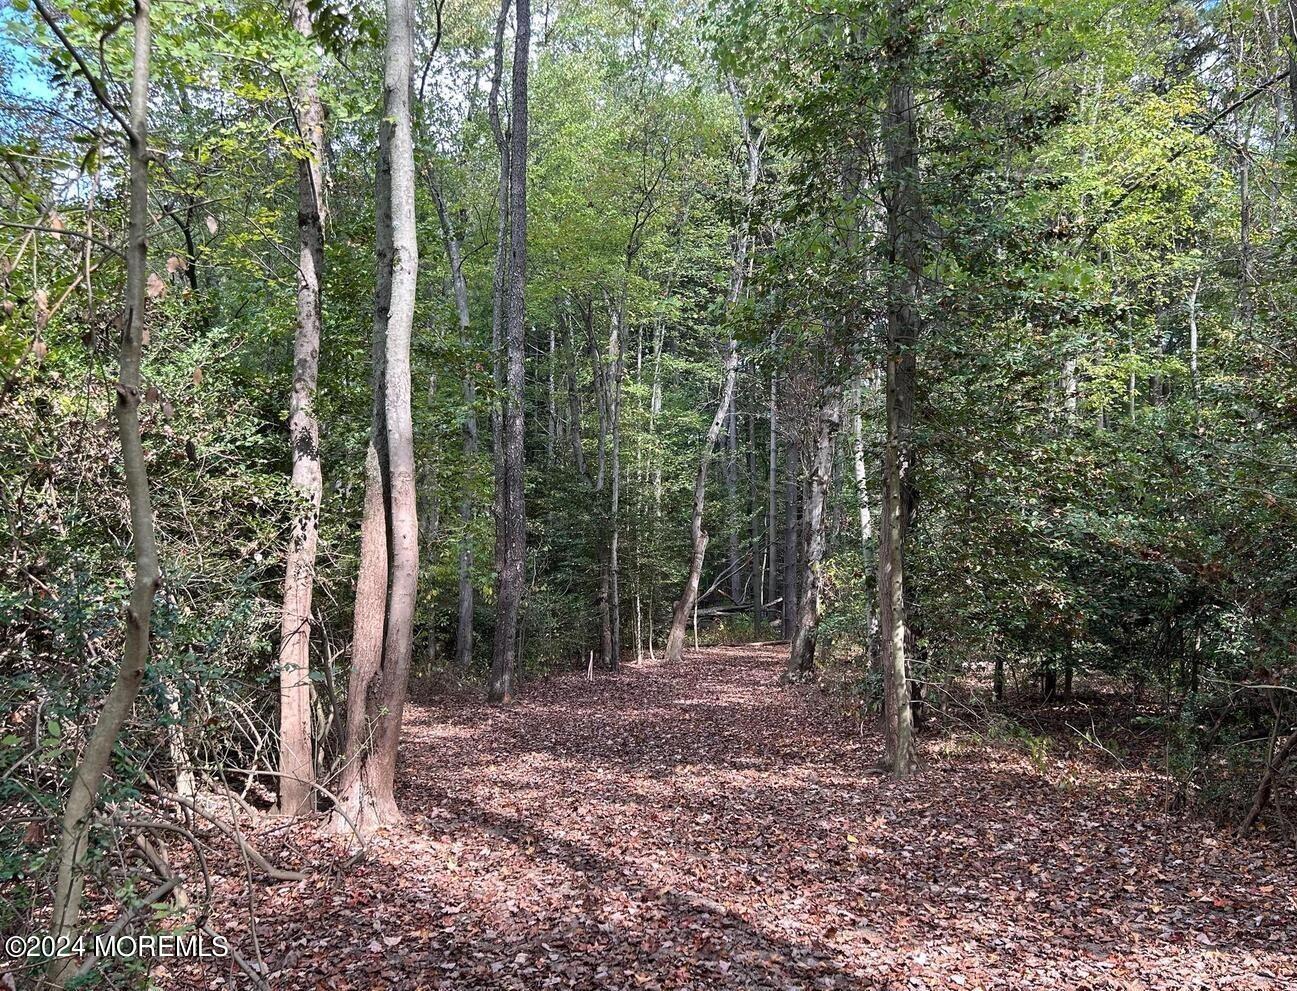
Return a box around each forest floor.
[172,645,1295,990]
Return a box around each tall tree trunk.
[565,311,588,481]
[766,373,779,610]
[786,393,841,676]
[336,0,419,832]
[781,434,800,638]
[849,376,873,623]
[486,0,511,689]
[277,0,327,818]
[747,403,761,630]
[45,3,155,981]
[547,322,557,464]
[879,2,920,777]
[663,84,760,664]
[725,385,741,602]
[489,0,530,702]
[607,298,624,669]
[1188,270,1202,413]
[664,340,738,663]
[430,186,479,672]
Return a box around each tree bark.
[664,339,738,663]
[430,183,479,672]
[335,0,419,833]
[486,0,511,688]
[786,393,841,677]
[607,297,624,669]
[489,0,530,702]
[782,434,800,638]
[277,0,327,818]
[766,373,779,610]
[747,401,761,630]
[850,376,875,648]
[46,2,156,983]
[378,0,420,767]
[725,382,741,603]
[879,3,921,777]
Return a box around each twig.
[71,878,178,981]
[31,0,136,141]
[148,789,306,882]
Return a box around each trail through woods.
[179,646,1294,989]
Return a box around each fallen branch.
[71,877,178,981]
[1239,728,1297,835]
[147,788,306,883]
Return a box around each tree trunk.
[46,4,156,981]
[664,84,759,664]
[607,298,624,669]
[766,373,779,610]
[336,0,419,833]
[1188,271,1202,412]
[430,183,478,672]
[565,312,588,481]
[786,393,841,677]
[547,322,557,464]
[782,434,800,638]
[725,384,741,603]
[664,339,738,663]
[489,0,530,702]
[277,0,327,818]
[486,0,511,691]
[850,377,873,590]
[880,3,920,777]
[747,403,761,630]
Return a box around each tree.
[276,0,328,819]
[34,0,157,982]
[786,387,841,677]
[878,0,920,777]
[489,0,531,702]
[663,87,761,664]
[335,0,420,833]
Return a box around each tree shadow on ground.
[178,644,1296,990]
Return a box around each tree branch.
[32,0,137,142]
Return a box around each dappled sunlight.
[167,644,1297,989]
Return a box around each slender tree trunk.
[664,84,760,664]
[565,313,588,481]
[1188,271,1202,414]
[277,0,327,818]
[430,187,479,672]
[766,373,779,610]
[547,322,557,464]
[879,3,920,777]
[747,404,761,630]
[725,386,741,602]
[1061,357,1078,421]
[649,311,665,509]
[787,393,841,677]
[599,562,612,664]
[879,360,912,774]
[486,0,510,690]
[46,4,155,981]
[489,0,530,702]
[782,435,800,638]
[336,0,419,833]
[850,378,873,555]
[664,340,738,663]
[607,298,624,669]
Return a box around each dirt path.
[193,645,1295,989]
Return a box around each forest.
[1,0,1296,986]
